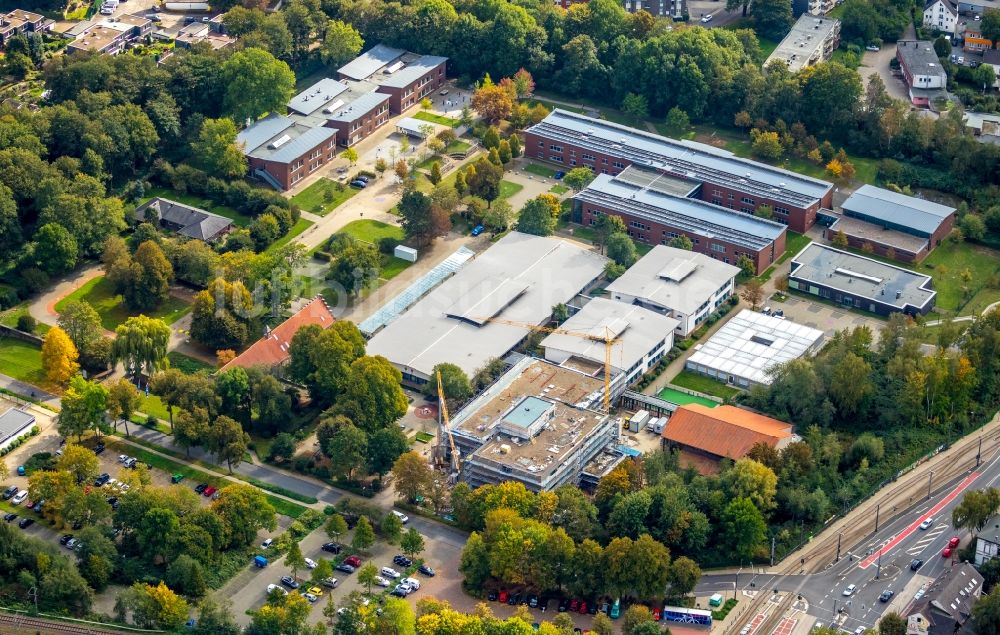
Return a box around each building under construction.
[448,356,624,492]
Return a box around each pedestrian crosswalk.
[905,523,948,555]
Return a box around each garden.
[54,276,191,331]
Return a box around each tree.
[221,48,296,122]
[367,427,409,477]
[285,540,307,581]
[472,79,514,122]
[352,516,376,552]
[392,452,432,502]
[192,118,246,178]
[428,161,443,185]
[338,356,408,432]
[484,199,516,231]
[482,127,501,150]
[358,561,379,594]
[741,279,765,311]
[974,590,1000,635]
[953,488,1000,535]
[832,229,849,249]
[667,556,701,598]
[594,214,628,254]
[753,0,793,40]
[58,375,108,441]
[424,362,472,402]
[467,158,503,204]
[981,9,1000,48]
[382,511,403,544]
[330,242,381,295]
[312,557,334,586]
[961,214,987,242]
[112,315,170,382]
[208,415,251,473]
[621,93,649,122]
[723,458,778,512]
[516,196,557,236]
[322,418,368,480]
[723,497,767,559]
[268,433,297,463]
[879,612,906,635]
[105,378,140,437]
[326,514,348,541]
[564,167,595,192]
[751,129,783,160]
[606,233,638,267]
[974,64,997,93]
[322,19,363,66]
[342,147,358,165]
[56,444,100,484]
[213,484,277,548]
[42,326,80,385]
[670,235,693,250]
[174,407,211,457]
[736,254,756,278]
[400,528,425,558]
[398,190,436,246]
[622,606,654,635]
[125,582,189,630]
[58,300,103,359]
[34,222,78,275]
[664,107,690,134]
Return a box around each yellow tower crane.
[478,316,619,413]
[436,369,461,474]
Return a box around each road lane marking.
[859,471,980,569]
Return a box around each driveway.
[769,294,885,337]
[858,44,911,103]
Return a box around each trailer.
[627,409,650,433]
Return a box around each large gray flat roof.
[379,55,447,88]
[528,109,833,208]
[897,40,946,78]
[577,172,786,251]
[789,242,936,310]
[236,113,293,154]
[337,43,405,80]
[765,15,840,72]
[237,113,335,163]
[605,245,740,315]
[288,78,349,116]
[0,407,34,445]
[841,184,955,236]
[326,91,390,123]
[367,232,607,379]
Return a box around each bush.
[0,284,19,310]
[314,250,333,262]
[146,415,159,427]
[16,314,36,333]
[357,169,377,179]
[378,237,401,254]
[323,505,337,516]
[20,268,50,294]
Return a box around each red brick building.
[524,109,834,233]
[336,44,448,114]
[237,113,338,190]
[576,167,787,274]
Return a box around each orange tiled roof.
[661,403,793,460]
[221,297,335,371]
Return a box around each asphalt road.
[697,445,1000,633]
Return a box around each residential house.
[923,0,959,34]
[906,563,983,635]
[66,14,152,55]
[133,197,233,242]
[764,15,841,73]
[896,40,948,106]
[0,9,47,47]
[221,297,335,372]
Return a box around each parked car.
[16,466,25,476]
[93,441,105,455]
[18,518,34,529]
[2,486,17,500]
[322,543,342,554]
[418,564,435,576]
[558,598,569,612]
[266,583,288,596]
[171,473,184,484]
[304,558,317,569]
[11,490,27,505]
[942,545,955,558]
[700,13,713,22]
[375,576,391,587]
[344,555,362,567]
[321,577,339,589]
[947,536,960,549]
[553,171,566,180]
[610,599,620,619]
[488,590,499,601]
[65,538,78,549]
[261,538,273,549]
[393,555,412,567]
[280,576,300,589]
[509,592,521,605]
[471,224,485,237]
[652,606,662,621]
[498,590,509,604]
[3,513,16,523]
[392,510,409,524]
[919,517,934,530]
[390,585,410,597]
[306,586,323,597]
[569,599,579,612]
[381,566,401,579]
[302,592,318,603]
[60,534,74,545]
[94,473,110,487]
[578,600,588,614]
[402,577,420,591]
[843,584,857,596]
[350,180,367,188]
[910,559,924,571]
[355,175,370,184]
[879,590,894,603]
[195,483,208,494]
[866,45,880,51]
[335,563,356,574]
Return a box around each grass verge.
[670,369,742,400]
[54,276,190,330]
[499,180,523,199]
[289,179,359,217]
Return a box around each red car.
[499,590,509,604]
[652,607,662,621]
[578,601,587,614]
[947,536,960,549]
[943,546,954,557]
[344,555,362,568]
[569,599,579,612]
[203,486,217,497]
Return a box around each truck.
[254,555,268,568]
[627,410,650,433]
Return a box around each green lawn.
[658,386,720,408]
[338,219,404,245]
[922,241,1000,315]
[267,218,313,252]
[550,184,570,195]
[777,231,812,265]
[758,36,781,60]
[0,303,50,336]
[412,111,460,127]
[670,370,742,400]
[526,98,586,115]
[523,163,557,178]
[139,394,171,421]
[144,187,251,227]
[380,256,411,281]
[445,139,472,155]
[0,338,47,388]
[167,351,214,374]
[416,154,442,171]
[500,180,524,199]
[54,276,191,331]
[289,178,359,217]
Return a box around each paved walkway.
[27,264,104,327]
[0,372,59,409]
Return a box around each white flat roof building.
[764,15,841,73]
[366,232,607,385]
[604,245,740,336]
[542,298,678,396]
[685,309,825,388]
[0,407,35,452]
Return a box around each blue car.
[17,466,25,476]
[554,171,566,180]
[471,225,485,236]
[350,180,367,188]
